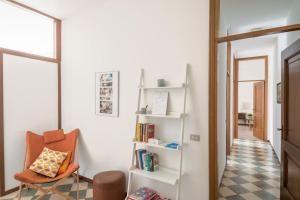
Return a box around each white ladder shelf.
[127,65,189,200]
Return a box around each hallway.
[219,139,280,200]
[238,126,258,140]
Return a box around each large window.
[0,1,55,58]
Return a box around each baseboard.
[79,175,93,183]
[1,184,25,197]
[218,166,226,188]
[3,186,19,196]
[268,141,281,163]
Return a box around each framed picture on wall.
[277,82,282,104]
[95,71,119,117]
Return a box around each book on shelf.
[135,149,159,172]
[135,123,155,142]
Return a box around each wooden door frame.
[209,0,300,199]
[233,56,269,141]
[0,0,61,196]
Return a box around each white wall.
[286,0,300,46]
[61,0,209,199]
[238,82,254,114]
[3,54,58,190]
[230,47,235,148]
[272,34,287,161]
[238,59,265,81]
[217,42,227,185]
[217,13,228,185]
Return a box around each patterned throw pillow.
[30,147,68,178]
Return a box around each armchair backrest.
[24,129,79,169]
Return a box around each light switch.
[190,134,200,142]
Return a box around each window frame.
[0,0,61,196]
[0,0,61,62]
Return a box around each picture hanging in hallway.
[95,71,119,117]
[277,82,282,104]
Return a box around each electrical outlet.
[190,134,200,142]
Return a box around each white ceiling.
[13,0,101,19]
[232,36,276,51]
[12,0,295,32]
[12,0,294,26]
[221,0,294,34]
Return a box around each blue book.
[138,149,146,170]
[165,142,179,149]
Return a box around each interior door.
[281,39,300,200]
[253,81,265,140]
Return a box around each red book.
[146,124,155,142]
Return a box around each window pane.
[0,1,55,58]
[239,59,265,81]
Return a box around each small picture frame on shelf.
[151,92,169,115]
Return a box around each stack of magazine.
[128,187,170,200]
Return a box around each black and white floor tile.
[0,177,93,200]
[219,139,281,200]
[0,139,281,200]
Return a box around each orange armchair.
[14,129,80,200]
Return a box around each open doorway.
[238,81,264,140]
[218,36,281,199]
[212,0,300,197]
[234,56,268,141]
[212,1,300,198]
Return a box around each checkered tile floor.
[0,177,93,200]
[219,139,281,200]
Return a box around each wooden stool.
[93,171,126,200]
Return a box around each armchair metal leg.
[76,170,79,200]
[18,183,23,200]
